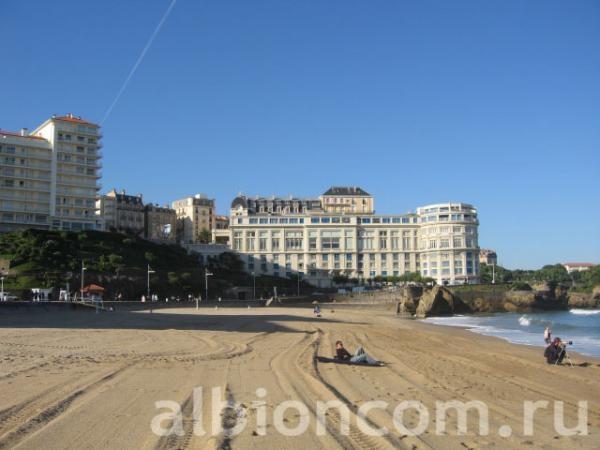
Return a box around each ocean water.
[423,309,600,357]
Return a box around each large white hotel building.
[0,114,102,232]
[228,187,480,287]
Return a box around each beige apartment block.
[479,248,498,266]
[320,186,374,214]
[212,214,230,245]
[172,194,215,244]
[96,189,144,235]
[1,114,102,232]
[145,203,177,241]
[228,187,480,287]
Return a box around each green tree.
[197,229,212,244]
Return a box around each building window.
[379,230,387,250]
[246,231,256,251]
[321,230,340,250]
[358,230,374,250]
[285,231,303,250]
[259,231,268,251]
[309,231,317,250]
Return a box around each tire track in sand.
[0,364,131,449]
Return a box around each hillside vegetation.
[0,229,310,300]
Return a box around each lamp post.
[1,276,4,301]
[492,262,496,284]
[147,264,156,314]
[147,264,155,299]
[81,260,87,302]
[205,268,213,302]
[252,272,256,301]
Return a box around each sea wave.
[422,312,600,357]
[518,315,531,326]
[570,309,600,316]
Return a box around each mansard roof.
[323,186,370,196]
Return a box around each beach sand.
[0,306,598,449]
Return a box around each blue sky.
[1,0,599,269]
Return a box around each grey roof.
[323,186,370,196]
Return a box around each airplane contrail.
[101,0,177,125]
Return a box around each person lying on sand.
[335,340,379,365]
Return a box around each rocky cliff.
[331,283,600,318]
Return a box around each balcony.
[1,172,51,182]
[56,179,100,189]
[0,204,50,213]
[2,160,52,170]
[58,158,102,169]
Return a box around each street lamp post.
[205,268,213,302]
[492,262,496,284]
[252,272,256,301]
[81,260,87,302]
[147,264,155,299]
[147,264,155,314]
[1,276,4,301]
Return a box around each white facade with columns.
[227,188,479,287]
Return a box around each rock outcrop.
[568,292,600,309]
[397,286,422,314]
[415,286,470,318]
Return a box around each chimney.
[121,189,125,195]
[20,128,28,136]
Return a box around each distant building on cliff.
[145,203,177,242]
[97,189,144,236]
[562,262,595,274]
[172,194,215,244]
[479,249,498,266]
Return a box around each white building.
[0,114,102,232]
[562,262,595,274]
[228,187,480,287]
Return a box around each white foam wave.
[518,315,531,326]
[570,309,600,316]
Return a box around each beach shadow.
[0,304,359,334]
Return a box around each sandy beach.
[0,305,598,449]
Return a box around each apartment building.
[96,189,144,235]
[228,187,480,287]
[145,203,177,241]
[479,249,498,266]
[0,114,102,232]
[320,186,374,214]
[213,215,230,245]
[172,194,215,244]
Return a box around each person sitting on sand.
[544,337,565,364]
[335,340,379,365]
[335,340,352,361]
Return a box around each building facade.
[145,203,177,242]
[1,114,102,232]
[97,189,144,235]
[562,262,595,274]
[479,249,498,266]
[228,187,480,287]
[172,194,215,244]
[213,215,230,245]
